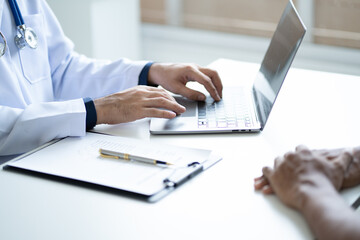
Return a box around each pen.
[99,148,174,166]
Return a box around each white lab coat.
[0,0,147,156]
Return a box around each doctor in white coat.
[0,0,222,157]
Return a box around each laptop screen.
[253,0,306,129]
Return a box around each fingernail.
[198,95,205,101]
[169,112,177,118]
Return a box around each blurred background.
[47,0,360,75]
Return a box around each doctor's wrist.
[93,97,108,125]
[147,62,163,87]
[139,62,158,87]
[83,98,97,131]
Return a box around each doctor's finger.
[144,97,186,114]
[143,88,176,102]
[142,108,177,119]
[198,67,223,98]
[175,85,207,102]
[186,69,221,101]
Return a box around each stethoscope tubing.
[8,0,24,27]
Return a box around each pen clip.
[99,152,120,159]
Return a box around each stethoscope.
[0,0,38,58]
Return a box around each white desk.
[1,59,360,240]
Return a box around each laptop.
[150,0,306,134]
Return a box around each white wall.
[46,0,141,60]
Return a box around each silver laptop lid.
[253,0,306,129]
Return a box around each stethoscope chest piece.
[15,25,38,49]
[8,0,38,51]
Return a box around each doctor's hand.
[148,63,223,102]
[254,145,353,210]
[94,86,186,124]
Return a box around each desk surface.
[1,59,360,240]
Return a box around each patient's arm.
[300,176,360,240]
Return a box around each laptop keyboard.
[197,90,253,129]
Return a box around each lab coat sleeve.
[40,0,148,100]
[0,99,86,156]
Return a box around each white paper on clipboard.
[5,133,220,199]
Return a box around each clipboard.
[3,133,221,202]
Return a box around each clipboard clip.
[163,162,202,188]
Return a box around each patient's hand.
[313,146,360,188]
[255,145,360,196]
[254,145,353,210]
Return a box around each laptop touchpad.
[175,97,197,117]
